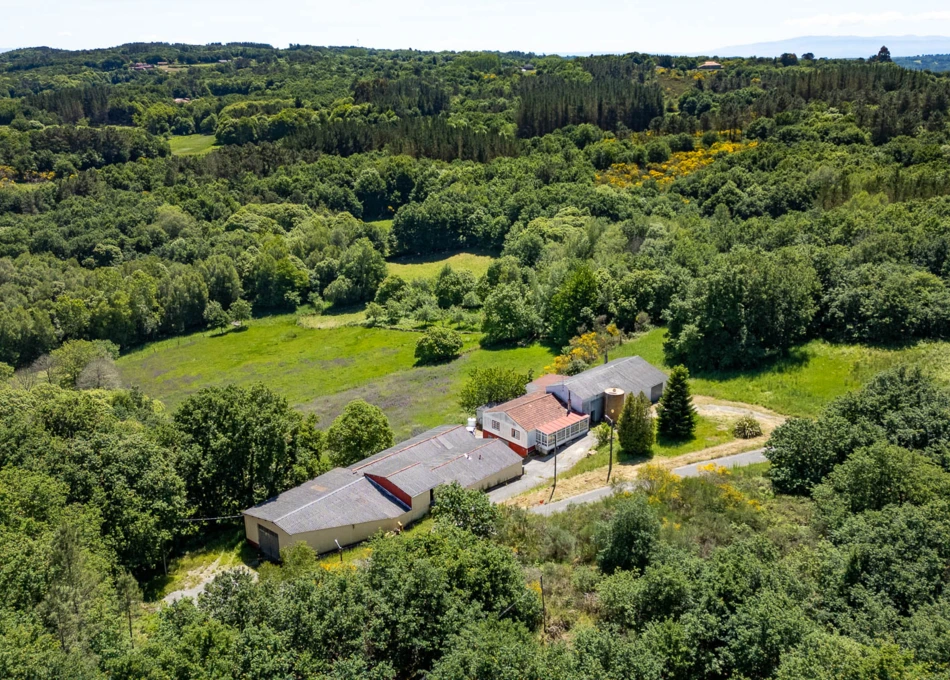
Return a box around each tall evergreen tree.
[617,391,654,457]
[656,365,697,440]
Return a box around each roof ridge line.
[489,391,553,411]
[351,426,463,471]
[379,461,422,477]
[275,475,365,522]
[430,441,497,470]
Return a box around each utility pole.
[605,415,616,483]
[548,431,558,503]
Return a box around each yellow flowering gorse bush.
[595,138,757,190]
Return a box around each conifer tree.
[656,365,697,440]
[618,391,654,457]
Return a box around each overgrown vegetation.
[3,41,950,679]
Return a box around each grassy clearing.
[387,250,495,281]
[119,312,950,443]
[613,328,950,417]
[296,305,368,329]
[143,528,255,602]
[168,134,217,156]
[557,415,736,483]
[117,313,557,438]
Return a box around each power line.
[180,514,243,523]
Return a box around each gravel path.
[162,560,256,604]
[488,433,597,502]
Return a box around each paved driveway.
[528,448,767,516]
[488,433,597,503]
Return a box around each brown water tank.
[604,388,625,422]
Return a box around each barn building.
[243,425,523,561]
[543,356,668,422]
[483,356,667,457]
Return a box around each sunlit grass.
[117,313,558,437]
[612,328,950,417]
[387,250,496,281]
[557,415,736,484]
[168,134,217,156]
[142,528,255,602]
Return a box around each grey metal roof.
[432,440,523,488]
[350,426,478,477]
[559,356,668,401]
[380,463,442,498]
[245,426,523,536]
[244,469,408,534]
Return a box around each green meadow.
[613,328,950,418]
[117,314,557,437]
[386,250,495,281]
[168,134,217,156]
[118,312,950,439]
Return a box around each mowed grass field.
[117,314,558,438]
[168,134,217,156]
[386,250,495,281]
[118,311,950,440]
[612,328,950,417]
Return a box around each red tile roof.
[536,411,589,435]
[486,392,571,432]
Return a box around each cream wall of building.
[244,458,522,558]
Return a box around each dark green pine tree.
[656,365,697,440]
[617,391,654,457]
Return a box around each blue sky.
[2,0,950,54]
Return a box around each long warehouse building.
[243,425,523,560]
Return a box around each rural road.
[528,447,767,516]
[488,433,597,502]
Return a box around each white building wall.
[483,410,530,450]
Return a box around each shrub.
[733,415,763,439]
[596,494,660,574]
[415,326,463,364]
[432,482,500,538]
[618,392,654,457]
[594,422,613,447]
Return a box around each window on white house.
[491,420,500,431]
[511,428,520,440]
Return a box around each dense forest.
[1,42,950,678]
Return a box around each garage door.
[258,525,280,562]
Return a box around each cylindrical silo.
[604,388,625,423]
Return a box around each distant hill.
[895,54,950,72]
[705,35,950,59]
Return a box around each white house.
[482,392,590,456]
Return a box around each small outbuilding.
[698,60,723,71]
